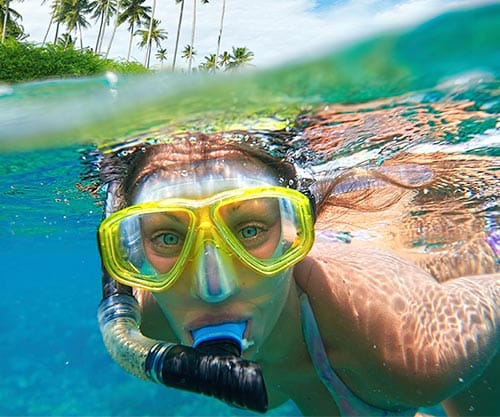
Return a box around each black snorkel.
[98,241,268,413]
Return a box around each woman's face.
[132,157,293,357]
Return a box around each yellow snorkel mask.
[98,185,315,292]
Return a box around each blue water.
[1,3,499,416]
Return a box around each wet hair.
[97,133,297,211]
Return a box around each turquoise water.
[1,4,499,416]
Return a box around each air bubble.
[105,71,118,85]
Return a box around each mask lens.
[218,197,282,259]
[110,208,194,289]
[215,192,311,273]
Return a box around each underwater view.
[1,2,499,416]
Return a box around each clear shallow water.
[1,4,499,416]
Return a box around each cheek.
[248,222,282,259]
[152,290,190,340]
[143,242,178,274]
[246,272,292,347]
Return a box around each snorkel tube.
[97,183,268,413]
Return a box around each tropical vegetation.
[0,0,254,82]
[0,39,148,82]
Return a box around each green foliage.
[0,40,149,82]
[197,46,254,73]
[104,58,150,75]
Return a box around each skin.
[128,155,499,416]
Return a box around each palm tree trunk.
[215,0,225,62]
[105,0,121,58]
[42,0,61,46]
[54,21,60,43]
[146,41,152,68]
[171,0,185,72]
[95,10,105,52]
[188,0,196,71]
[78,22,84,49]
[126,21,134,61]
[144,0,156,67]
[97,0,111,53]
[1,0,10,43]
[42,14,54,46]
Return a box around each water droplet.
[105,71,118,85]
[458,377,464,383]
[373,344,377,349]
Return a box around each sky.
[13,0,500,69]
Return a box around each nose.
[193,243,239,303]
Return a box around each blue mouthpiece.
[192,322,246,351]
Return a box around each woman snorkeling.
[95,133,498,416]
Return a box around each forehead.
[132,157,278,203]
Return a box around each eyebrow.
[141,211,190,226]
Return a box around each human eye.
[240,225,258,239]
[140,213,188,256]
[239,224,263,239]
[153,231,181,246]
[234,222,269,248]
[148,230,184,255]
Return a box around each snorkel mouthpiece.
[192,321,246,352]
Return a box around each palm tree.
[181,43,195,67]
[90,0,117,53]
[155,47,167,68]
[227,46,254,70]
[57,0,92,49]
[187,0,208,71]
[187,0,196,71]
[215,0,225,60]
[143,0,155,66]
[41,0,61,45]
[1,0,10,42]
[56,31,74,48]
[218,49,230,68]
[51,0,64,43]
[136,18,166,68]
[198,53,217,72]
[119,0,151,61]
[104,0,122,57]
[1,0,24,42]
[171,0,184,72]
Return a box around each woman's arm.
[294,236,499,410]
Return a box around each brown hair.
[98,132,297,210]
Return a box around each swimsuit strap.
[299,292,417,416]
